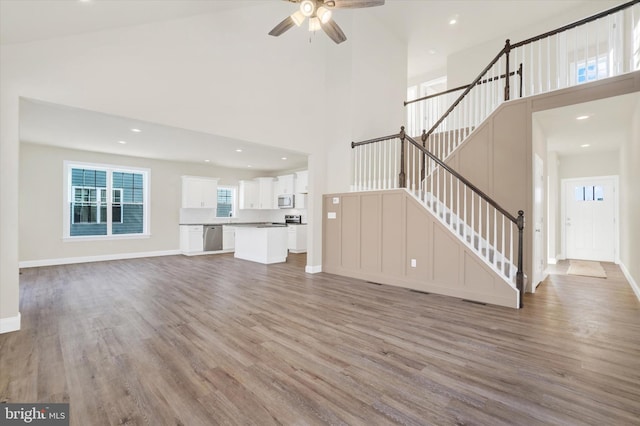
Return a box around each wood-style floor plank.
[1,254,639,425]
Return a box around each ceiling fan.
[268,0,385,44]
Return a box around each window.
[576,55,609,84]
[216,186,235,218]
[65,162,149,238]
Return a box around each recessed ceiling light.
[449,15,459,25]
[281,157,287,160]
[118,140,127,144]
[576,115,590,120]
[130,128,141,133]
[247,165,252,168]
[236,149,243,153]
[428,49,437,55]
[581,144,590,148]
[204,159,210,163]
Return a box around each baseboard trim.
[619,261,640,301]
[0,312,21,334]
[19,250,181,268]
[305,265,322,274]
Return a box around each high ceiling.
[1,0,622,80]
[2,0,629,168]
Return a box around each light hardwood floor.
[1,255,639,425]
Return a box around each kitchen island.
[233,224,288,264]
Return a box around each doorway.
[561,176,618,262]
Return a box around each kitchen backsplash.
[180,208,307,224]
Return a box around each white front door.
[532,154,545,291]
[563,176,617,262]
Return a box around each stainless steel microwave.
[278,194,294,209]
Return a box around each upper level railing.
[351,128,525,307]
[405,0,640,154]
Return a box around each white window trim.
[63,161,150,240]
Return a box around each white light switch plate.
[411,259,417,268]
[332,197,340,204]
[327,212,337,219]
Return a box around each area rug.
[567,260,607,278]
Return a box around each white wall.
[619,96,640,297]
[558,150,619,178]
[0,4,407,328]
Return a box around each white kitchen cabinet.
[295,170,308,194]
[287,224,307,253]
[256,177,275,209]
[240,177,275,210]
[182,176,218,208]
[223,226,235,250]
[239,179,258,209]
[180,225,203,253]
[276,174,295,195]
[294,193,306,209]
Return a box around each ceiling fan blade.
[269,16,296,37]
[321,18,347,44]
[329,0,384,9]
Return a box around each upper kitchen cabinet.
[256,177,275,209]
[240,177,274,210]
[295,171,308,194]
[182,176,218,208]
[239,179,258,209]
[275,174,295,195]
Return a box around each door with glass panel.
[563,176,617,262]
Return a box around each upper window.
[65,162,149,238]
[216,186,236,218]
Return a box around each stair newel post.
[504,39,511,101]
[420,130,427,181]
[399,126,406,188]
[516,210,525,308]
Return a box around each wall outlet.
[410,258,417,268]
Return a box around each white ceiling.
[20,98,308,172]
[534,92,639,156]
[3,0,629,168]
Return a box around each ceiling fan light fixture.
[317,6,332,24]
[300,0,315,17]
[290,10,305,26]
[309,16,321,32]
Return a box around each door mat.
[567,260,607,278]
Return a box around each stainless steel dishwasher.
[203,225,223,251]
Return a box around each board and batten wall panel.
[381,192,404,277]
[360,194,380,273]
[323,189,519,308]
[340,195,360,270]
[405,200,430,281]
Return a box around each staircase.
[348,1,640,308]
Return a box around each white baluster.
[463,185,467,243]
[478,197,482,253]
[486,201,491,264]
[501,215,505,273]
[493,209,498,265]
